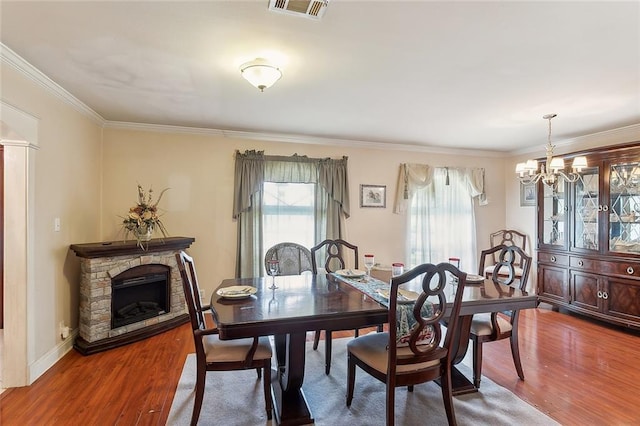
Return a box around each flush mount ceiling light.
[240,58,282,92]
[515,114,588,187]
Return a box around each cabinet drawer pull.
[603,205,609,212]
[597,290,603,298]
[603,292,609,300]
[627,266,634,275]
[598,205,603,211]
[578,260,584,267]
[550,255,556,263]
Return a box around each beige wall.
[102,128,508,300]
[1,63,102,380]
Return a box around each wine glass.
[267,259,280,289]
[363,254,375,279]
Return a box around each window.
[407,168,477,273]
[262,182,315,253]
[233,151,350,278]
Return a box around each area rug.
[167,338,558,425]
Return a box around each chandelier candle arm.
[515,114,588,187]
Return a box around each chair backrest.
[489,229,527,266]
[264,242,313,276]
[310,239,359,273]
[479,244,532,291]
[387,263,467,374]
[175,251,207,334]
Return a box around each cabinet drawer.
[538,252,569,266]
[570,257,640,279]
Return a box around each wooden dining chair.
[175,251,273,425]
[264,242,313,276]
[310,238,359,375]
[346,262,467,426]
[482,229,528,279]
[471,244,532,388]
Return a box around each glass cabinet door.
[609,161,640,254]
[541,178,567,247]
[573,167,600,251]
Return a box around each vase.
[134,224,154,242]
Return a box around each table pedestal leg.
[437,315,479,395]
[272,332,314,425]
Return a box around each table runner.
[332,273,434,345]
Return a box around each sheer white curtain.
[406,167,480,273]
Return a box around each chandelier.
[515,114,588,186]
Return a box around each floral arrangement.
[122,184,169,246]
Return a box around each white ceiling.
[1,1,639,153]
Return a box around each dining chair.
[346,262,467,426]
[310,238,361,375]
[175,251,273,425]
[264,242,313,276]
[482,229,528,279]
[471,244,532,388]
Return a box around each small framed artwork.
[360,184,386,208]
[520,182,536,206]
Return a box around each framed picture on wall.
[520,182,536,206]
[360,184,386,208]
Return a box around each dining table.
[209,272,538,426]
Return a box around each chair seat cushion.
[483,265,524,277]
[347,332,441,374]
[470,313,512,336]
[203,335,272,363]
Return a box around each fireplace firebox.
[111,264,170,329]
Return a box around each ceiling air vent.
[268,0,329,20]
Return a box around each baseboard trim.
[29,329,77,385]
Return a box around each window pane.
[263,182,315,252]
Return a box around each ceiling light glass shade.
[515,114,587,187]
[240,58,282,92]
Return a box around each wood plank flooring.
[1,304,640,425]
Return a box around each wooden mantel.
[70,236,195,258]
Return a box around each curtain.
[394,163,486,213]
[406,167,479,274]
[233,151,350,278]
[394,163,434,214]
[317,156,350,239]
[233,150,265,277]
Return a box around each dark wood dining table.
[210,273,537,425]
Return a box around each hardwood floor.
[1,305,640,425]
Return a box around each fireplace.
[70,237,195,355]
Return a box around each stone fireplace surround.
[70,237,195,355]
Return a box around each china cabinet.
[536,143,640,329]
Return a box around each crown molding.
[509,123,640,157]
[105,121,505,157]
[1,43,104,125]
